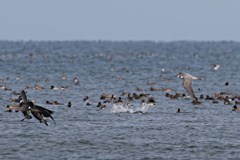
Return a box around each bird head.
[175,73,184,79]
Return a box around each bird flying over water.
[17,90,56,126]
[175,72,201,98]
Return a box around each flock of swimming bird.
[4,71,240,126]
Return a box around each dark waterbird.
[18,90,32,121]
[18,90,56,126]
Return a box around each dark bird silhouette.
[28,102,56,126]
[83,96,89,101]
[18,90,32,121]
[67,101,73,107]
[175,72,201,98]
[96,102,102,108]
[177,108,181,113]
[232,105,240,111]
[18,90,56,126]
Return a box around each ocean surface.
[1,41,240,160]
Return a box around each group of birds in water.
[4,71,240,126]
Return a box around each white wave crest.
[110,103,150,114]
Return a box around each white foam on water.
[110,103,150,114]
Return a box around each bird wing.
[30,105,56,125]
[33,105,54,115]
[182,78,196,98]
[30,111,48,126]
[20,90,28,103]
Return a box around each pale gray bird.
[175,72,202,98]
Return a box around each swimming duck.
[205,95,213,100]
[46,101,53,105]
[224,101,232,105]
[150,87,160,91]
[213,64,220,70]
[121,92,129,96]
[5,105,19,112]
[67,101,73,107]
[50,85,61,90]
[110,95,117,102]
[119,77,124,80]
[161,88,173,92]
[132,93,141,99]
[127,93,134,101]
[175,93,185,98]
[232,105,240,111]
[235,101,240,105]
[86,103,92,106]
[53,101,63,105]
[142,99,155,106]
[100,105,107,109]
[26,86,35,89]
[165,93,170,97]
[212,99,219,104]
[103,99,110,103]
[100,93,113,99]
[34,86,44,90]
[171,94,179,99]
[199,94,204,99]
[62,76,68,80]
[225,82,230,86]
[96,102,102,108]
[83,96,89,101]
[232,94,239,99]
[224,96,233,105]
[117,97,123,103]
[177,108,181,113]
[148,97,156,103]
[61,86,68,90]
[163,78,171,82]
[147,82,156,85]
[16,76,21,80]
[73,78,80,85]
[136,87,145,91]
[4,87,12,91]
[192,98,202,105]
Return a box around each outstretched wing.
[30,111,48,126]
[182,78,196,98]
[30,105,56,125]
[20,90,28,103]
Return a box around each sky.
[0,0,240,41]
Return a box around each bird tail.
[40,119,48,126]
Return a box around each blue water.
[1,41,240,159]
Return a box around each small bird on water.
[73,78,80,85]
[177,108,181,113]
[175,72,202,98]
